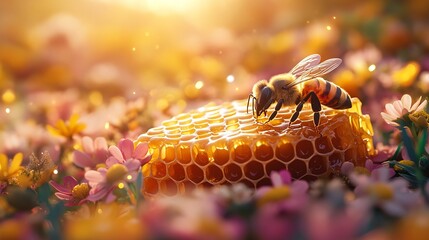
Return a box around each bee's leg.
[247,94,257,117]
[265,99,284,123]
[252,97,256,117]
[309,92,322,126]
[247,94,253,114]
[290,93,312,125]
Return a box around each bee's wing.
[284,58,342,89]
[288,54,321,76]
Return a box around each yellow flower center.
[354,167,370,175]
[368,183,394,201]
[258,186,291,206]
[96,163,107,169]
[71,183,90,200]
[105,164,128,184]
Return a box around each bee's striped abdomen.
[302,78,352,110]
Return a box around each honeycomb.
[137,98,374,196]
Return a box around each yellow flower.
[0,153,24,183]
[47,114,86,139]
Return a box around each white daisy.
[381,94,427,126]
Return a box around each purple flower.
[49,176,89,206]
[73,136,109,169]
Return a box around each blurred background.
[1,0,429,153]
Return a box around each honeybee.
[247,54,351,126]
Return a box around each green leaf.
[37,182,52,206]
[417,128,428,156]
[136,170,143,207]
[46,202,65,240]
[390,144,403,161]
[400,127,419,163]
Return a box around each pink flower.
[371,143,397,163]
[350,168,419,216]
[340,158,395,178]
[381,94,427,127]
[84,157,141,202]
[256,170,309,208]
[254,170,309,239]
[108,138,151,166]
[49,176,90,206]
[73,136,109,169]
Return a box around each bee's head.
[256,86,274,117]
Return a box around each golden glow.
[5,108,10,114]
[226,75,235,83]
[127,174,133,180]
[104,122,110,130]
[195,80,204,89]
[89,91,103,106]
[368,64,376,72]
[97,208,103,214]
[118,182,125,189]
[53,169,59,175]
[145,0,199,14]
[326,25,332,31]
[393,62,420,87]
[2,89,16,104]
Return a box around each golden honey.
[137,98,374,196]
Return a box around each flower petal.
[63,176,79,189]
[410,96,422,111]
[9,153,23,174]
[106,156,119,167]
[401,94,412,111]
[105,191,117,203]
[382,201,406,216]
[73,151,94,169]
[49,180,71,193]
[87,185,110,202]
[291,180,309,194]
[393,100,405,115]
[270,171,283,187]
[371,167,390,181]
[415,99,428,113]
[0,154,9,173]
[133,142,148,159]
[385,103,400,117]
[340,161,355,175]
[124,159,141,171]
[380,112,395,122]
[119,139,134,160]
[279,170,292,184]
[85,170,104,187]
[82,136,94,154]
[109,146,125,163]
[94,137,108,151]
[55,192,73,201]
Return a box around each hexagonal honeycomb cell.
[137,98,374,196]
